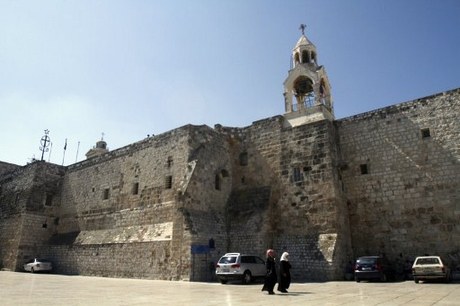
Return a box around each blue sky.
[1,0,459,166]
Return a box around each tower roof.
[294,34,315,50]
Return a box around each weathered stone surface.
[1,89,459,281]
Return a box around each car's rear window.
[416,257,440,265]
[357,258,377,264]
[219,256,237,264]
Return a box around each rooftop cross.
[299,24,306,35]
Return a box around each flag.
[64,139,67,150]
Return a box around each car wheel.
[242,271,252,284]
[414,277,419,284]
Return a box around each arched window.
[294,76,315,108]
[320,79,326,96]
[294,53,300,65]
[301,50,309,63]
[294,76,314,97]
[311,52,317,64]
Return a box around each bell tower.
[283,25,333,127]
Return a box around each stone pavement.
[1,271,460,305]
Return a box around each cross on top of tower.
[299,24,307,35]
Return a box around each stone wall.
[216,118,283,259]
[273,118,351,280]
[217,116,352,281]
[0,161,20,177]
[337,88,460,265]
[51,126,197,280]
[31,241,172,279]
[0,161,65,270]
[1,88,459,281]
[176,126,233,281]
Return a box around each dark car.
[354,256,393,282]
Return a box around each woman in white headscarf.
[277,252,291,293]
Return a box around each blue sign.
[191,245,210,254]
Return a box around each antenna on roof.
[75,141,80,163]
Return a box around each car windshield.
[416,258,440,265]
[219,256,237,264]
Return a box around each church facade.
[1,31,459,281]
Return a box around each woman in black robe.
[261,249,277,295]
[277,252,291,293]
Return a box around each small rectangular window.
[360,164,369,175]
[239,152,248,166]
[44,194,53,206]
[132,182,139,195]
[103,188,110,200]
[165,176,172,189]
[421,128,431,138]
[292,167,303,182]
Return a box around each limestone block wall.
[274,119,351,280]
[49,126,197,279]
[215,118,284,259]
[0,216,22,269]
[34,241,172,279]
[337,88,460,264]
[0,161,20,176]
[177,126,233,281]
[0,161,65,270]
[218,116,352,281]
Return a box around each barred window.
[293,167,303,182]
[165,176,173,189]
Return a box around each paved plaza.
[1,271,459,305]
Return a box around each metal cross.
[299,24,307,35]
[39,129,51,161]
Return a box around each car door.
[253,256,266,277]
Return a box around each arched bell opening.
[301,50,310,64]
[319,78,332,111]
[294,76,315,108]
[311,51,317,64]
[294,52,300,66]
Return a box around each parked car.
[412,256,451,283]
[354,256,393,282]
[23,258,52,273]
[215,253,266,284]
